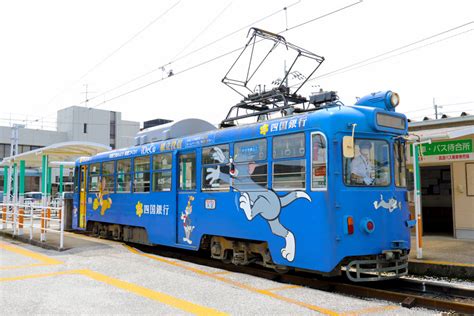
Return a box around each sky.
[0,0,473,130]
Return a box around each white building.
[0,106,140,193]
[0,106,140,160]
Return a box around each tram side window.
[88,163,100,192]
[179,153,196,190]
[273,133,306,190]
[116,159,131,193]
[101,161,115,193]
[202,145,230,191]
[153,153,172,192]
[394,141,407,187]
[311,133,327,189]
[134,156,150,193]
[234,139,268,190]
[344,139,390,186]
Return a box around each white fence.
[0,199,65,249]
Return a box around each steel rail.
[131,243,474,314]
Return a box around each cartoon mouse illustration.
[206,147,311,262]
[181,196,195,244]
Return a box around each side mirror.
[343,136,355,158]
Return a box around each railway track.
[131,243,474,314]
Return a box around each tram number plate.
[205,199,216,210]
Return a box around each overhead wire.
[437,100,474,107]
[302,21,474,83]
[170,1,233,61]
[82,0,303,106]
[407,104,473,120]
[88,0,364,109]
[43,1,182,108]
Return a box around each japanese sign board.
[410,139,473,163]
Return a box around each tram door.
[176,151,197,247]
[79,165,87,228]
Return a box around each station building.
[408,115,474,240]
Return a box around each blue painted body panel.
[73,92,411,273]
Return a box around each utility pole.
[9,124,25,234]
[81,84,96,107]
[10,124,25,157]
[433,97,438,120]
[83,84,89,107]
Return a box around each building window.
[110,111,116,149]
[83,123,88,134]
[273,133,306,190]
[134,156,150,193]
[116,159,131,192]
[153,153,172,192]
[88,163,100,192]
[311,133,327,189]
[202,145,230,191]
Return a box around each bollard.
[41,210,45,233]
[2,206,5,225]
[29,205,33,240]
[19,208,24,232]
[417,214,423,248]
[47,208,51,228]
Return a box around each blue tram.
[73,90,412,281]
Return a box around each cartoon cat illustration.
[373,194,401,212]
[181,196,195,244]
[206,147,311,262]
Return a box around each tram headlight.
[385,91,400,111]
[390,92,400,108]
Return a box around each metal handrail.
[0,199,65,249]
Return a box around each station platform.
[1,233,435,315]
[0,228,112,252]
[409,235,474,280]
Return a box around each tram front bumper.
[345,249,408,282]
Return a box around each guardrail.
[0,199,65,249]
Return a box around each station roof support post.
[2,166,7,198]
[47,166,52,199]
[59,165,63,195]
[19,161,25,196]
[412,139,431,259]
[12,162,17,235]
[2,167,7,227]
[40,155,48,242]
[18,160,25,235]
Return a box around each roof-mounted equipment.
[220,28,325,127]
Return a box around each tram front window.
[344,139,390,186]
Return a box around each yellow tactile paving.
[125,245,340,316]
[0,241,63,270]
[264,284,301,292]
[211,271,232,275]
[410,259,474,267]
[0,269,227,316]
[340,305,400,315]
